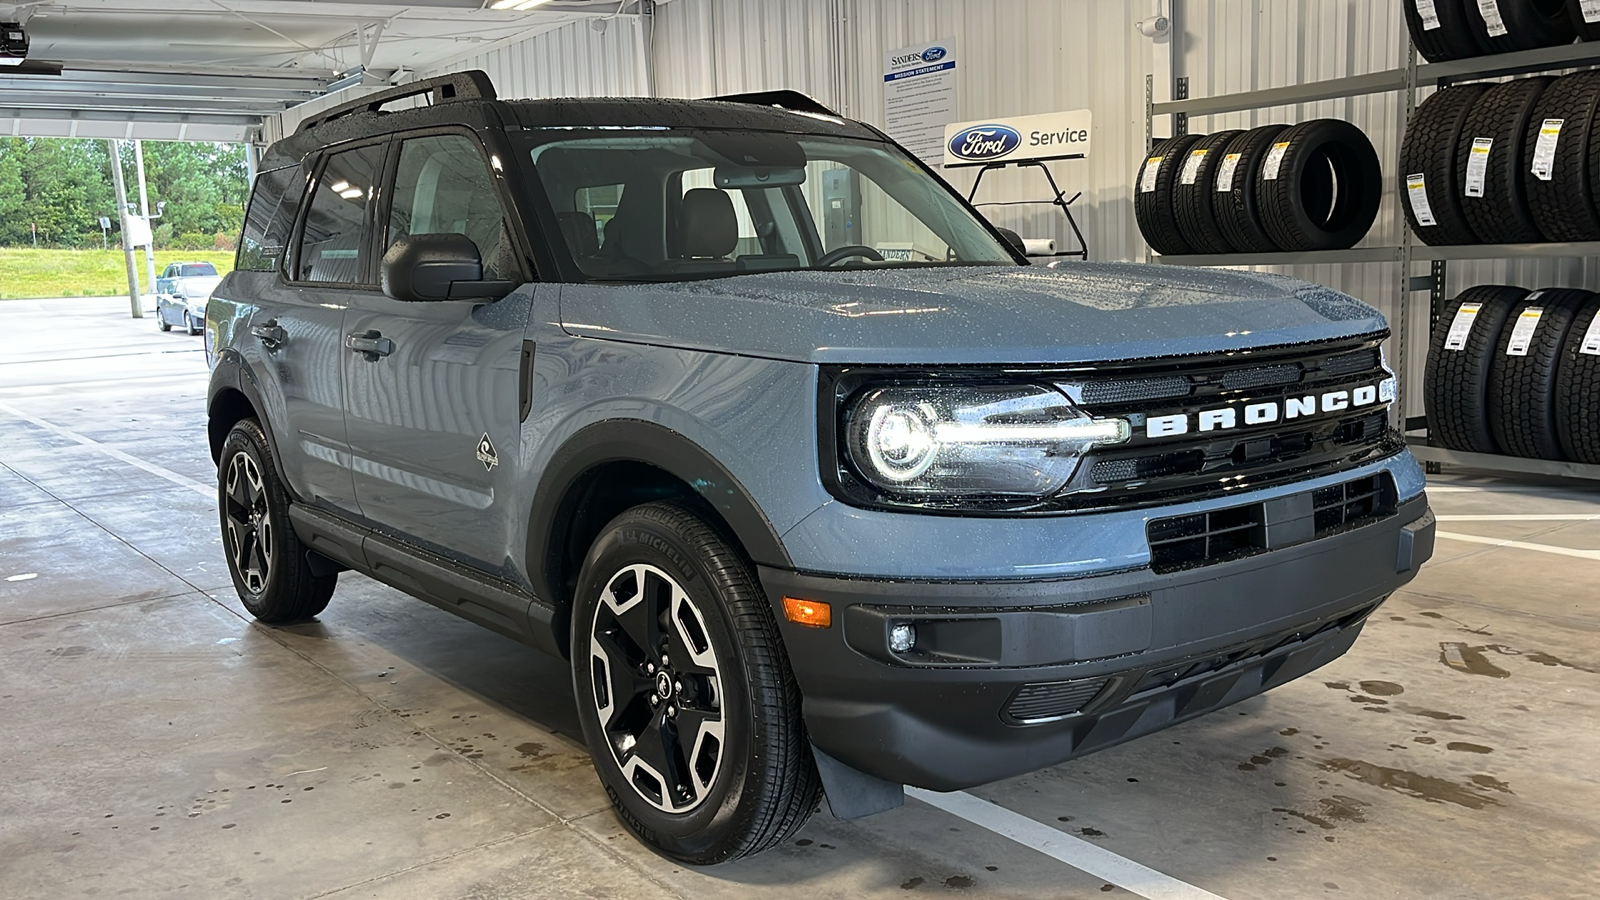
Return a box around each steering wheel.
[816,245,885,267]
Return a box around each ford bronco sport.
[206,71,1435,864]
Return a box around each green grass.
[0,248,236,300]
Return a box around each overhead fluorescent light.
[338,187,364,200]
[513,0,553,9]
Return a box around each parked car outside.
[205,72,1435,864]
[155,261,221,335]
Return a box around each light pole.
[134,140,157,297]
[106,140,142,319]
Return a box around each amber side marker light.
[782,596,832,628]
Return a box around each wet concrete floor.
[2,297,1598,899]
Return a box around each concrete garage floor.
[2,297,1598,900]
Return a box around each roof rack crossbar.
[703,90,839,118]
[296,70,496,134]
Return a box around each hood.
[557,263,1388,365]
[178,275,223,298]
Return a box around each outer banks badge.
[476,433,499,471]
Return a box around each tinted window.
[294,144,385,284]
[236,166,302,273]
[181,263,218,277]
[387,134,517,281]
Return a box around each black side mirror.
[994,226,1027,258]
[381,233,514,302]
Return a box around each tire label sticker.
[1140,156,1162,193]
[1580,315,1600,355]
[1216,152,1242,191]
[1583,0,1600,23]
[1180,149,1207,185]
[1532,119,1562,181]
[1262,141,1291,181]
[1406,173,1438,227]
[1506,306,1543,357]
[1476,0,1508,37]
[1464,137,1493,197]
[1444,302,1482,351]
[1416,0,1442,29]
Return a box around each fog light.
[888,622,917,653]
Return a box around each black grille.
[1322,348,1381,376]
[1079,375,1191,405]
[1146,472,1398,573]
[1220,363,1302,391]
[1005,677,1110,723]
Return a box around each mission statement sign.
[883,39,957,166]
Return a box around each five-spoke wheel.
[223,451,272,594]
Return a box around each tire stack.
[1136,120,1383,255]
[1404,0,1579,63]
[1401,71,1600,245]
[1425,285,1600,461]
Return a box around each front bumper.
[762,494,1434,791]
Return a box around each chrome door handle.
[345,330,394,361]
[251,320,287,348]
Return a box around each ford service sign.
[947,124,1022,163]
[921,46,947,63]
[942,109,1093,168]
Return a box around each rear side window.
[387,134,517,281]
[236,166,302,273]
[293,143,385,284]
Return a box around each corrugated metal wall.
[424,16,649,99]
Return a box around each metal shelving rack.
[1143,38,1600,482]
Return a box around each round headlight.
[864,402,938,483]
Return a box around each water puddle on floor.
[1322,758,1512,810]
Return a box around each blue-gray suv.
[206,71,1436,864]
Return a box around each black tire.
[1405,0,1492,61]
[1570,0,1600,40]
[1136,132,1205,255]
[571,500,818,865]
[1425,285,1526,452]
[157,309,171,332]
[1172,129,1245,254]
[1555,293,1600,462]
[1465,0,1576,53]
[1458,76,1554,243]
[1401,83,1492,244]
[1524,70,1600,241]
[1487,288,1591,459]
[218,418,336,622]
[1214,125,1290,253]
[1255,118,1384,252]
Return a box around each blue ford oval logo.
[947,124,1021,162]
[921,46,947,63]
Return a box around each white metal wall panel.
[424,16,649,100]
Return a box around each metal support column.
[107,140,142,319]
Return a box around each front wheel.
[218,418,336,622]
[185,311,203,335]
[572,501,818,864]
[157,308,171,332]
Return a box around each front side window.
[387,133,517,282]
[237,165,304,274]
[527,130,1014,281]
[293,143,384,284]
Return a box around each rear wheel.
[218,418,336,622]
[572,501,818,865]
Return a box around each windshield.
[180,264,218,277]
[526,130,1016,281]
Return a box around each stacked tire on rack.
[1404,0,1582,63]
[1401,71,1600,244]
[1425,285,1600,461]
[1136,120,1383,254]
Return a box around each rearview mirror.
[715,165,806,189]
[381,233,514,302]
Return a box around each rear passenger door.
[341,130,534,575]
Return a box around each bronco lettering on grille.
[1144,381,1390,439]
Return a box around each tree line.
[0,138,251,251]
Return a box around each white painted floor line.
[0,400,214,499]
[1434,531,1600,561]
[907,788,1230,900]
[1436,514,1600,522]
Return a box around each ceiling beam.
[0,106,264,127]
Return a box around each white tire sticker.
[1406,173,1438,227]
[1532,119,1562,181]
[1140,156,1162,193]
[1416,0,1442,29]
[1262,141,1291,181]
[1585,0,1600,23]
[1215,152,1242,192]
[1180,149,1207,185]
[1580,314,1600,356]
[1477,0,1507,37]
[1506,304,1544,357]
[1443,302,1482,351]
[1464,137,1492,198]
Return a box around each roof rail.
[703,90,839,118]
[296,70,496,134]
